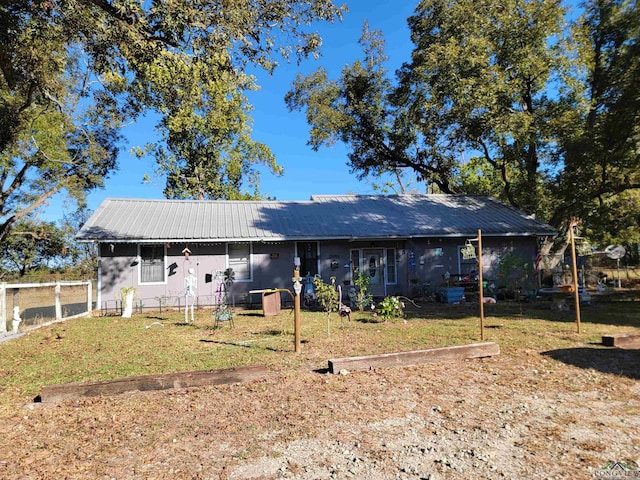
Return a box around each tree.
[286,23,437,192]
[0,5,121,243]
[60,207,98,278]
[553,0,640,243]
[286,0,640,244]
[136,53,282,200]
[287,1,566,217]
[0,219,66,277]
[1,0,345,239]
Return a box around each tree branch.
[79,0,179,48]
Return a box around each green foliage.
[1,0,345,239]
[376,296,404,320]
[351,269,373,312]
[313,276,339,313]
[553,0,640,239]
[497,251,537,293]
[0,219,66,276]
[134,53,283,200]
[286,23,420,190]
[286,0,639,244]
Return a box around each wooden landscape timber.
[602,333,640,349]
[328,342,500,374]
[38,365,270,403]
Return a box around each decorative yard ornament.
[461,240,476,260]
[184,268,197,323]
[223,268,235,287]
[212,270,234,328]
[604,244,626,288]
[12,307,21,333]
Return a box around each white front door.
[363,248,385,297]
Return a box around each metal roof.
[76,194,557,242]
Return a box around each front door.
[363,248,385,297]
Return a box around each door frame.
[351,248,386,297]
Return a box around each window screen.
[140,244,165,283]
[228,243,251,281]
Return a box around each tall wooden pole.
[477,229,485,341]
[569,218,582,333]
[293,267,301,353]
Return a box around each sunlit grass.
[0,295,638,415]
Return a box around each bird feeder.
[461,240,476,260]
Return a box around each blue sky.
[42,0,419,222]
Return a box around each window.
[386,248,397,284]
[228,243,252,281]
[297,241,319,276]
[140,244,165,283]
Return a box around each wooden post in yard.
[0,283,6,333]
[569,217,582,333]
[293,258,302,353]
[477,229,485,341]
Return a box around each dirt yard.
[2,335,639,479]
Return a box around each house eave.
[78,230,555,244]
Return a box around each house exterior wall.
[97,236,539,309]
[404,237,537,288]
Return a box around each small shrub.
[497,251,536,294]
[313,276,339,312]
[377,296,404,320]
[351,269,373,312]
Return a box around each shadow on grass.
[260,329,287,336]
[236,312,264,318]
[199,339,283,352]
[402,296,640,327]
[356,317,386,324]
[542,347,640,380]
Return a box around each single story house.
[76,194,556,310]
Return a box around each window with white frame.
[386,248,397,284]
[140,244,165,283]
[228,243,252,281]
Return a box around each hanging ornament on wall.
[461,240,477,260]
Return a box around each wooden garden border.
[602,334,640,349]
[38,364,270,403]
[328,342,500,373]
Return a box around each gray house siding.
[96,235,538,309]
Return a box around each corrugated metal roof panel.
[76,195,557,242]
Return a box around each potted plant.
[120,286,137,318]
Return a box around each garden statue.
[12,306,21,333]
[184,268,197,323]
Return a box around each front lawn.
[1,293,638,414]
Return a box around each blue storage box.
[439,287,465,303]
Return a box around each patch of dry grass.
[0,294,638,416]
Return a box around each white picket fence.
[0,281,93,333]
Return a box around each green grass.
[0,295,638,415]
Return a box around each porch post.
[55,282,62,321]
[0,283,6,333]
